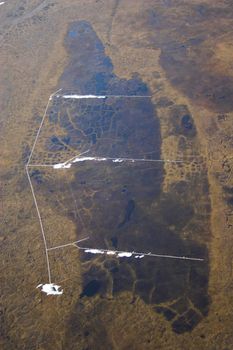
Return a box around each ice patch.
[84,249,105,254]
[73,156,107,163]
[83,249,136,258]
[117,252,133,258]
[73,157,95,162]
[53,156,108,169]
[0,2,5,5]
[112,158,124,163]
[37,283,63,295]
[106,251,116,255]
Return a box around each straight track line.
[26,166,52,283]
[56,94,152,99]
[27,89,62,166]
[47,237,89,251]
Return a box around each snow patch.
[37,283,63,295]
[53,162,71,169]
[117,252,133,258]
[112,158,124,163]
[73,156,107,163]
[84,249,105,254]
[62,95,106,99]
[53,156,108,169]
[106,251,116,255]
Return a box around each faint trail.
[46,236,204,261]
[27,88,61,166]
[47,237,89,251]
[29,155,184,168]
[68,183,90,236]
[57,94,151,99]
[107,0,121,43]
[26,88,61,284]
[26,166,52,283]
[0,0,50,47]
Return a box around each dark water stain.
[80,280,102,298]
[21,143,30,164]
[224,186,233,195]
[227,197,233,206]
[155,306,176,321]
[117,199,135,228]
[42,20,211,335]
[30,169,44,184]
[110,236,118,248]
[224,186,233,206]
[60,21,149,96]
[181,114,193,130]
[47,135,69,152]
[169,104,197,138]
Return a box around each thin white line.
[61,95,106,99]
[26,166,52,283]
[27,88,62,166]
[47,237,89,251]
[27,164,55,167]
[89,156,183,163]
[47,237,204,261]
[56,94,152,99]
[28,156,184,168]
[76,245,204,262]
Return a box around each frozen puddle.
[37,283,63,295]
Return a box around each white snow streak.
[106,251,116,255]
[53,156,108,169]
[112,158,124,163]
[83,248,136,259]
[53,163,72,169]
[117,252,133,257]
[84,249,105,254]
[79,246,203,261]
[52,155,184,170]
[62,95,106,99]
[73,156,107,163]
